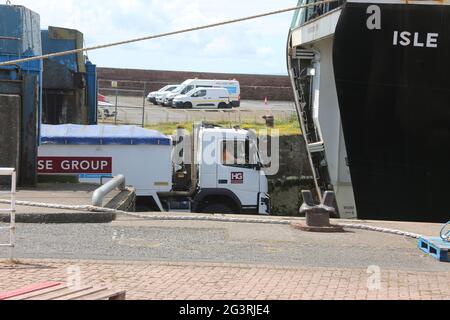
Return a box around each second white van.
[165,79,241,107]
[172,88,231,109]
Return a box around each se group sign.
[38,157,113,175]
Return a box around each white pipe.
[92,175,126,207]
[0,168,16,261]
[10,170,16,261]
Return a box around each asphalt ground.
[1,217,448,272]
[106,96,295,111]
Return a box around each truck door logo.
[231,172,244,184]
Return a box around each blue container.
[0,4,42,73]
[86,60,98,125]
[41,30,77,71]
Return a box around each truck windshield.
[221,139,258,168]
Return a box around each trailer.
[38,123,270,215]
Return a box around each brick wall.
[97,67,294,101]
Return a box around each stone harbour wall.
[267,134,315,216]
[97,67,294,101]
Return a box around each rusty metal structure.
[41,27,98,125]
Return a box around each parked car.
[165,79,241,108]
[172,88,231,109]
[98,94,116,119]
[147,85,179,105]
[157,85,181,106]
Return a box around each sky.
[15,0,297,75]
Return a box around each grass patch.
[146,115,302,136]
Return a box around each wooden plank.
[76,290,127,301]
[56,287,107,300]
[0,282,61,300]
[8,285,69,300]
[28,286,93,300]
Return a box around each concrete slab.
[0,183,121,223]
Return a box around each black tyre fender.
[193,189,242,214]
[183,102,193,109]
[200,203,234,214]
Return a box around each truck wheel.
[200,203,235,214]
[183,102,193,109]
[218,102,227,109]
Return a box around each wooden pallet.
[0,282,126,300]
[418,237,450,263]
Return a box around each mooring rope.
[0,0,338,67]
[0,199,291,225]
[0,199,425,239]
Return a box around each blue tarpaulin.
[40,124,172,146]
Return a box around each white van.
[147,85,179,105]
[165,79,241,107]
[172,88,231,109]
[156,85,181,105]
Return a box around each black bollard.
[294,191,345,233]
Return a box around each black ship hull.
[333,3,450,222]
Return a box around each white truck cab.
[172,88,231,109]
[191,124,270,214]
[165,79,241,108]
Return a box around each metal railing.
[92,175,126,207]
[291,0,345,29]
[0,168,16,261]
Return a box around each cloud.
[12,0,295,74]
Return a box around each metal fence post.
[114,88,118,125]
[10,170,16,261]
[0,168,16,261]
[142,82,147,128]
